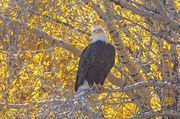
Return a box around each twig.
[127,109,180,119]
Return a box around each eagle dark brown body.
[75,41,115,92]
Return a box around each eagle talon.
[97,84,104,93]
[92,82,98,92]
[92,83,103,93]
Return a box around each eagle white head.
[92,26,108,43]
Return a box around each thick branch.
[106,79,180,93]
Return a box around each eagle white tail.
[75,80,91,97]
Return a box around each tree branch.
[110,0,180,34]
[30,11,91,36]
[127,109,180,119]
[105,79,180,93]
[114,14,180,44]
[0,103,27,109]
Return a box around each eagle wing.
[74,44,97,92]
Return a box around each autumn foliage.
[0,0,180,118]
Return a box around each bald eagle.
[75,26,115,94]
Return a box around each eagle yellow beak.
[94,29,101,33]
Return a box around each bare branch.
[30,11,91,36]
[106,79,180,93]
[0,103,27,109]
[127,109,180,119]
[110,0,180,34]
[114,15,180,44]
